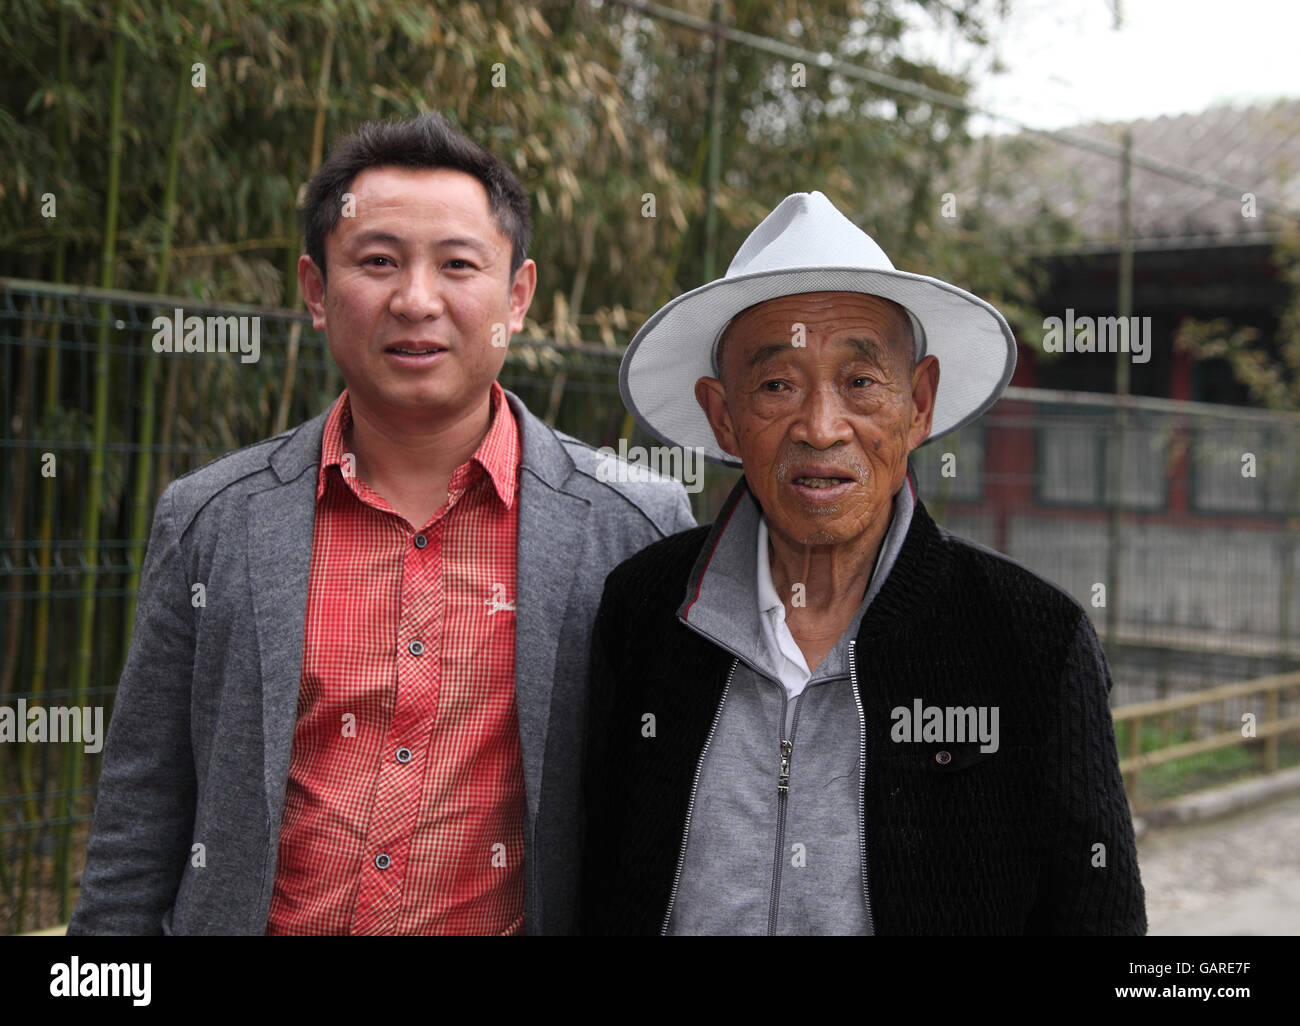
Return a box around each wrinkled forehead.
[712,292,925,376]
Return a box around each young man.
[68,113,693,936]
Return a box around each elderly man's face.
[695,291,939,548]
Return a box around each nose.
[789,382,853,450]
[388,263,446,321]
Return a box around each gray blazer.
[67,390,695,935]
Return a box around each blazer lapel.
[508,393,591,823]
[248,406,332,831]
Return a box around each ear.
[507,258,537,334]
[694,376,742,460]
[907,355,940,451]
[298,254,327,331]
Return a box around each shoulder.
[881,497,1093,657]
[532,418,696,536]
[935,526,1114,698]
[890,503,1109,705]
[601,523,713,606]
[937,523,1088,627]
[921,513,1099,677]
[159,414,323,534]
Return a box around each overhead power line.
[610,0,1300,224]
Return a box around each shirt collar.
[317,379,519,509]
[756,517,783,615]
[471,380,520,509]
[681,475,914,662]
[754,479,915,616]
[677,482,771,676]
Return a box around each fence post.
[1106,129,1134,648]
[1265,687,1279,773]
[1125,714,1142,810]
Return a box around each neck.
[348,389,493,474]
[342,389,496,529]
[766,502,894,617]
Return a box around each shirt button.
[374,854,391,870]
[935,750,952,765]
[395,747,412,763]
[414,533,427,549]
[408,639,425,656]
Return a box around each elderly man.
[580,191,1145,935]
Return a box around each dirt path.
[1138,792,1300,935]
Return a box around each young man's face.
[300,166,535,421]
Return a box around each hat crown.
[726,191,896,278]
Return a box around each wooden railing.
[1113,670,1300,810]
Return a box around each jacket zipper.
[767,692,805,935]
[848,638,874,934]
[659,656,740,935]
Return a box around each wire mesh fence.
[2,278,1298,932]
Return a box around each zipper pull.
[778,739,793,795]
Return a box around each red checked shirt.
[265,381,524,935]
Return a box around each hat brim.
[619,266,1018,466]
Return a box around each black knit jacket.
[579,481,1147,935]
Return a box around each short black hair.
[302,112,531,281]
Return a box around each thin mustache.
[775,450,870,482]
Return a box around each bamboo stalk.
[2,314,33,697]
[275,22,334,435]
[567,212,598,328]
[620,130,713,446]
[154,360,180,501]
[57,0,127,920]
[121,59,188,653]
[21,7,72,934]
[0,309,35,909]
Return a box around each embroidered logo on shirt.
[485,583,515,616]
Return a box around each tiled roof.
[972,98,1300,243]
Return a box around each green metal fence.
[3,278,1298,933]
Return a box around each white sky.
[905,0,1300,134]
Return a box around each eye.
[851,375,877,388]
[445,258,476,270]
[761,379,789,392]
[364,255,395,267]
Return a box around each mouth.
[792,475,852,489]
[382,343,449,353]
[385,341,448,356]
[786,467,859,504]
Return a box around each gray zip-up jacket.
[665,479,913,935]
[67,389,694,935]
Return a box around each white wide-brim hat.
[619,191,1017,466]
